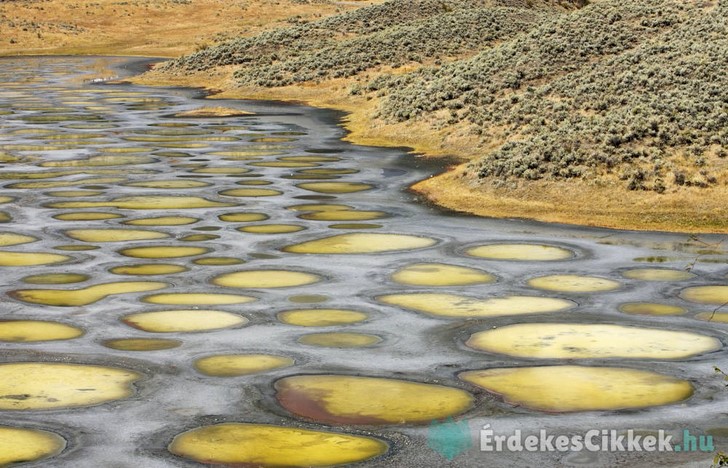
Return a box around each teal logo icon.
[428,417,472,460]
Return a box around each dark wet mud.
[0,57,727,467]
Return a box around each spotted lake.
[0,56,727,467]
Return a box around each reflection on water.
[0,56,726,466]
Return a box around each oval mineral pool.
[0,426,66,465]
[218,212,269,222]
[392,263,495,287]
[22,273,89,284]
[680,286,728,305]
[252,137,296,143]
[276,375,473,425]
[0,233,37,247]
[329,223,383,230]
[286,203,351,212]
[45,190,104,197]
[180,234,219,242]
[236,179,273,186]
[299,210,387,221]
[122,310,247,333]
[193,257,245,266]
[0,320,83,342]
[238,224,305,234]
[54,245,99,251]
[169,423,387,466]
[459,366,693,412]
[9,281,167,306]
[205,151,269,159]
[0,362,141,410]
[465,323,721,359]
[98,147,152,154]
[102,338,182,351]
[194,354,294,377]
[123,216,199,226]
[213,270,321,289]
[142,293,256,305]
[283,233,436,254]
[286,174,339,181]
[622,268,696,281]
[378,293,575,318]
[110,264,189,276]
[297,182,372,194]
[619,302,686,316]
[527,275,621,293]
[696,312,728,323]
[9,177,125,189]
[191,167,250,174]
[0,251,71,267]
[465,244,575,261]
[64,122,117,129]
[64,229,169,243]
[298,333,382,348]
[42,155,155,168]
[219,188,282,197]
[118,246,210,259]
[125,180,211,189]
[279,309,368,327]
[157,142,208,149]
[47,196,234,210]
[53,212,124,221]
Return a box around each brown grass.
[0,0,383,57]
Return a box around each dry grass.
[0,0,383,57]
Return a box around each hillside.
[372,0,727,193]
[0,0,382,57]
[165,0,583,74]
[3,0,717,232]
[144,0,728,232]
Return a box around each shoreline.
[3,52,720,235]
[1,1,725,235]
[130,67,728,235]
